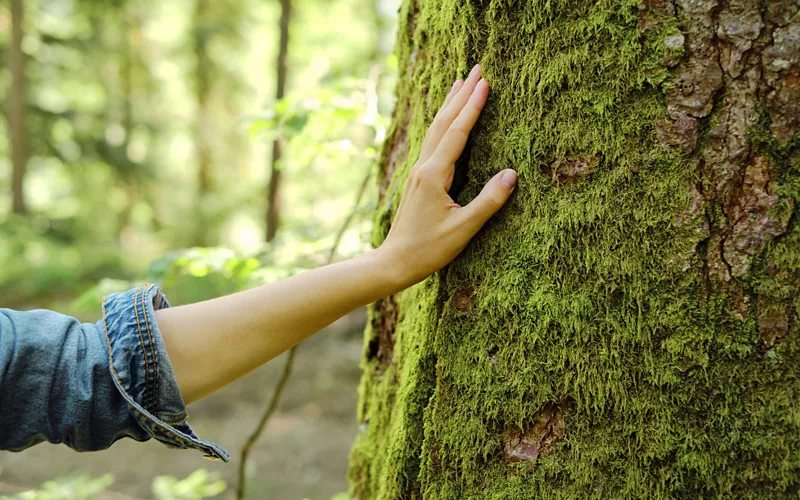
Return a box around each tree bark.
[349,0,800,497]
[264,0,292,242]
[8,0,28,215]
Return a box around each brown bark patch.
[453,286,476,313]
[657,115,699,154]
[667,60,724,118]
[758,257,794,346]
[661,34,686,67]
[760,21,800,142]
[675,180,707,228]
[758,299,790,347]
[673,180,711,270]
[379,109,412,200]
[663,0,799,281]
[368,295,399,369]
[502,398,572,463]
[718,0,763,77]
[723,157,794,277]
[637,0,676,32]
[666,0,723,129]
[766,0,798,27]
[549,155,599,186]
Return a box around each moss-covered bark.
[349,0,800,497]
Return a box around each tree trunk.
[8,0,28,215]
[349,0,800,497]
[264,0,292,242]
[193,0,214,246]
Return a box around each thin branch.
[265,0,293,241]
[9,0,28,214]
[327,171,374,263]
[235,344,297,500]
[236,167,373,500]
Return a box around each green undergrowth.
[350,0,800,497]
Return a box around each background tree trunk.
[264,0,292,242]
[193,0,213,246]
[349,0,800,497]
[8,0,28,215]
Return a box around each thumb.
[455,169,516,232]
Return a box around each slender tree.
[8,0,28,214]
[264,0,292,242]
[349,0,800,497]
[192,0,214,246]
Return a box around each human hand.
[378,64,517,289]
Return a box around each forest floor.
[0,309,367,500]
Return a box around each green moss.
[350,0,800,498]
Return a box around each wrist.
[368,245,416,295]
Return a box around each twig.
[235,345,297,500]
[327,171,373,263]
[235,168,373,500]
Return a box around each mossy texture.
[349,0,800,497]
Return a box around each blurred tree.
[349,0,800,497]
[7,0,28,214]
[192,0,214,247]
[187,0,250,247]
[100,1,156,239]
[264,0,292,242]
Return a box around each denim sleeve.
[0,284,229,462]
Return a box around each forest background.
[0,0,401,498]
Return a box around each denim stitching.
[101,297,129,398]
[142,284,188,424]
[131,285,153,411]
[141,284,159,412]
[102,296,147,410]
[158,413,189,425]
[101,296,202,452]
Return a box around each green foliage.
[2,474,114,500]
[69,236,355,318]
[1,0,392,314]
[147,248,263,304]
[0,215,123,310]
[151,469,226,500]
[0,470,226,500]
[248,68,392,143]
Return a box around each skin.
[156,64,517,404]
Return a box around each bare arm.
[156,64,517,404]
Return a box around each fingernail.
[469,64,481,79]
[500,169,517,190]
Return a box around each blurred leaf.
[152,469,226,500]
[70,278,138,314]
[5,474,114,500]
[284,112,310,135]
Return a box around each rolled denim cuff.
[101,284,229,461]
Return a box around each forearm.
[156,65,514,406]
[156,248,405,404]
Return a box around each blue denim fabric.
[0,284,229,461]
